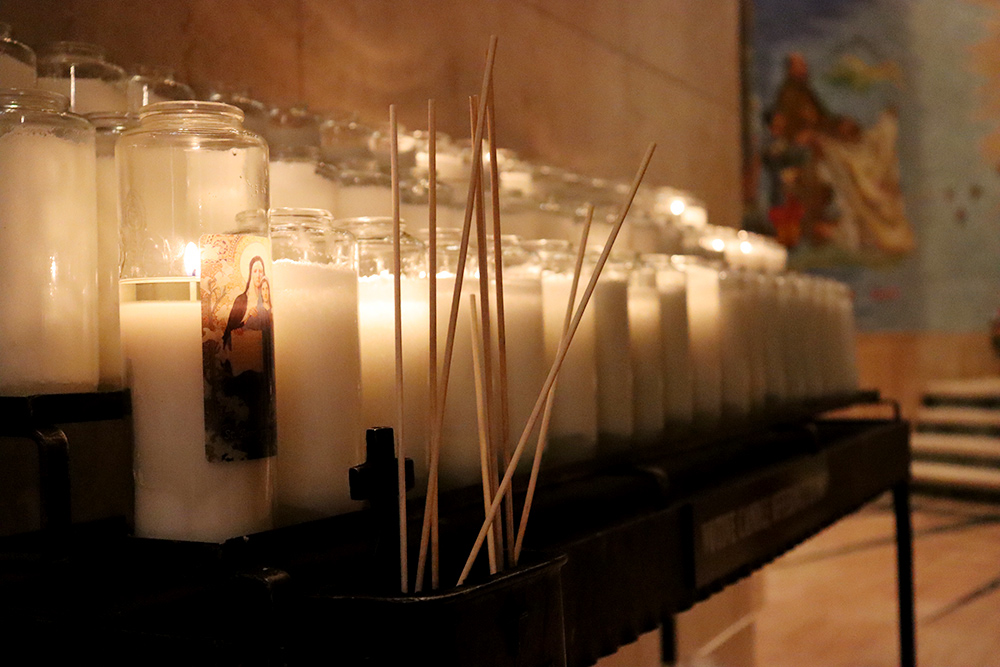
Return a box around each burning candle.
[269,209,363,523]
[0,90,98,395]
[335,170,393,219]
[118,101,273,542]
[348,218,431,487]
[719,270,751,418]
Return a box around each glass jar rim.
[39,40,107,60]
[0,88,70,113]
[139,100,245,124]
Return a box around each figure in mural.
[763,51,914,261]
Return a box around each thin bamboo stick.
[457,143,656,586]
[469,293,498,574]
[486,81,516,567]
[415,99,439,593]
[389,104,408,594]
[470,96,504,570]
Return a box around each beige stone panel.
[621,64,743,227]
[185,0,300,106]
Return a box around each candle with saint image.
[118,101,272,542]
[270,209,363,523]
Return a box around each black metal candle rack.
[0,390,915,667]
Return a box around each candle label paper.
[200,233,277,462]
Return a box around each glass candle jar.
[269,146,338,213]
[0,23,36,88]
[37,42,127,115]
[584,250,634,452]
[126,65,195,114]
[117,100,272,542]
[346,216,431,488]
[642,254,693,431]
[627,259,665,442]
[0,89,98,395]
[335,168,393,219]
[269,208,363,524]
[91,112,137,390]
[522,239,598,465]
[670,255,723,429]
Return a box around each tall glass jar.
[522,239,598,465]
[91,112,137,389]
[642,254,693,432]
[346,216,431,489]
[268,208,363,524]
[269,145,338,213]
[0,22,36,87]
[670,255,723,429]
[627,259,665,442]
[0,90,98,395]
[37,42,127,115]
[117,101,272,542]
[126,65,195,114]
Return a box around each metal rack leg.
[893,481,916,667]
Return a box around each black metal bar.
[893,480,917,667]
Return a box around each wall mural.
[747,0,1000,332]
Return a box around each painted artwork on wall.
[747,0,1000,332]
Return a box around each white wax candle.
[681,262,722,427]
[38,76,127,114]
[0,53,35,87]
[628,282,665,439]
[743,273,768,411]
[122,293,272,542]
[434,273,481,490]
[335,184,392,219]
[655,269,693,428]
[269,159,338,213]
[490,278,547,474]
[96,153,123,388]
[540,273,598,464]
[0,126,98,394]
[272,260,363,522]
[592,274,635,448]
[719,273,751,418]
[357,274,430,487]
[759,274,787,406]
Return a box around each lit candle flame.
[740,241,753,255]
[183,242,200,278]
[669,198,686,216]
[710,238,725,253]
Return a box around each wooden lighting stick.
[486,81,516,566]
[415,99,439,592]
[469,293,498,574]
[470,96,504,568]
[389,104,408,594]
[457,143,656,586]
[427,36,497,585]
[513,205,593,563]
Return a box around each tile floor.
[755,493,1000,666]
